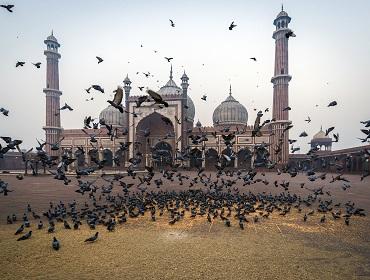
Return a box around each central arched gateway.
[135,112,175,167]
[152,141,173,169]
[189,148,202,168]
[205,148,218,170]
[237,148,252,169]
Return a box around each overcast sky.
[1,0,370,152]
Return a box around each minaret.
[43,31,62,156]
[180,70,189,152]
[123,74,132,132]
[271,6,293,164]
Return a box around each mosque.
[1,7,368,173]
[42,8,294,170]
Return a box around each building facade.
[52,8,294,170]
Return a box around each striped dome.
[212,86,248,127]
[99,105,126,128]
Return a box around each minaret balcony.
[271,74,292,84]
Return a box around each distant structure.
[310,127,332,151]
[271,6,293,164]
[43,31,62,156]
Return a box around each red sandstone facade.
[43,32,62,157]
[271,8,293,164]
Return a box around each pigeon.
[228,21,237,30]
[146,89,168,107]
[85,87,92,94]
[107,86,124,113]
[52,237,60,250]
[17,231,32,241]
[360,120,370,127]
[138,86,144,91]
[0,4,14,12]
[0,107,9,116]
[96,56,104,64]
[60,103,73,111]
[325,127,335,136]
[283,106,291,111]
[135,96,148,107]
[169,19,175,27]
[328,101,337,107]
[164,57,173,62]
[32,62,41,68]
[250,57,257,62]
[285,30,296,38]
[299,131,308,137]
[92,85,104,93]
[304,116,311,123]
[201,95,207,101]
[16,61,25,67]
[84,232,99,242]
[15,224,24,235]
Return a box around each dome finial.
[281,3,284,11]
[170,64,173,80]
[320,125,323,131]
[229,84,232,96]
[51,29,53,36]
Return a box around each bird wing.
[147,89,162,101]
[112,87,123,105]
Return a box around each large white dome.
[212,87,248,127]
[99,105,126,127]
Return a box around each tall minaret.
[180,70,189,152]
[43,31,62,156]
[271,6,293,164]
[123,74,132,133]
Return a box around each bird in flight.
[285,30,296,38]
[96,56,103,64]
[91,84,104,93]
[201,95,207,101]
[32,62,41,68]
[169,19,175,27]
[16,61,25,67]
[147,89,169,107]
[0,4,14,13]
[328,101,337,107]
[59,103,73,111]
[250,57,257,62]
[229,21,237,30]
[135,96,148,108]
[164,57,173,62]
[108,86,124,113]
[325,126,335,136]
[0,107,9,116]
[304,116,311,123]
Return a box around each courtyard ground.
[0,172,369,280]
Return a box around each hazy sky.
[1,0,370,152]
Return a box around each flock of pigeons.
[1,3,369,252]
